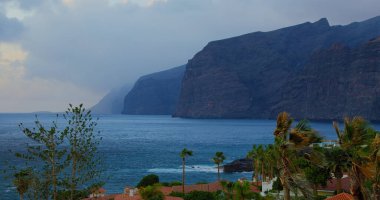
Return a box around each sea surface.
[1,113,372,199]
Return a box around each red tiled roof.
[325,193,354,200]
[171,181,260,193]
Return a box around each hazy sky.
[0,0,379,112]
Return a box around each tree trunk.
[217,163,220,181]
[336,177,342,194]
[313,184,318,197]
[20,193,23,200]
[182,158,185,194]
[373,184,380,200]
[283,184,290,200]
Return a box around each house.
[88,187,106,198]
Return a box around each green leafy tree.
[220,180,234,200]
[137,174,160,188]
[233,180,252,200]
[212,152,226,181]
[13,168,32,200]
[180,148,193,194]
[139,185,164,200]
[324,147,351,194]
[63,104,103,200]
[184,191,216,200]
[17,117,67,200]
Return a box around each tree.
[137,174,160,188]
[63,104,103,200]
[233,180,252,200]
[13,168,32,200]
[139,185,164,200]
[11,104,103,200]
[220,180,234,200]
[17,117,67,200]
[333,117,376,200]
[180,148,193,194]
[273,113,317,200]
[247,145,259,184]
[324,147,351,194]
[212,152,226,181]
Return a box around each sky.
[0,0,379,113]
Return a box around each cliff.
[122,65,185,115]
[174,16,380,120]
[91,84,132,114]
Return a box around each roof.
[325,193,354,200]
[172,181,260,193]
[113,194,182,200]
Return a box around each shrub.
[139,185,164,200]
[272,178,283,191]
[137,174,160,188]
[169,191,184,197]
[184,191,216,200]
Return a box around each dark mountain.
[122,65,185,115]
[174,16,380,120]
[272,37,380,120]
[91,84,132,114]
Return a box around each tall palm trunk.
[217,163,220,181]
[20,194,24,200]
[182,158,185,194]
[336,177,342,194]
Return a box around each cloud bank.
[0,0,380,112]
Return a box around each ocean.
[0,114,359,199]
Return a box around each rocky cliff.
[174,16,380,120]
[122,65,185,115]
[91,84,131,114]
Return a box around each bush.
[139,185,164,200]
[169,191,184,197]
[272,178,283,191]
[137,174,160,188]
[184,191,216,200]
[161,181,182,187]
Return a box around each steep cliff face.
[122,65,185,115]
[273,38,380,120]
[91,84,131,114]
[174,16,380,119]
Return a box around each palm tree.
[180,148,193,194]
[234,180,251,200]
[247,145,260,184]
[213,152,226,181]
[371,134,380,199]
[325,147,351,194]
[13,169,32,200]
[333,117,376,200]
[220,180,234,200]
[273,113,318,200]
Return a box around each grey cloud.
[0,13,23,40]
[19,0,380,94]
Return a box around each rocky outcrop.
[174,16,380,120]
[223,159,253,173]
[122,65,185,115]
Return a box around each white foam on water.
[148,165,220,174]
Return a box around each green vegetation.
[137,174,160,188]
[180,148,193,194]
[9,104,103,200]
[184,191,216,200]
[139,184,164,200]
[213,152,226,181]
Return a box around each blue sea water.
[0,114,365,199]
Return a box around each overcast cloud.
[0,0,379,112]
